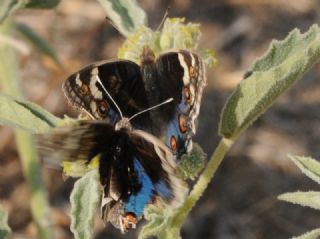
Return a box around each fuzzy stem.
[172,137,233,228]
[0,19,53,239]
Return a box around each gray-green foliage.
[219,25,320,139]
[0,0,60,23]
[70,170,102,239]
[287,155,320,184]
[0,93,60,133]
[15,23,61,66]
[279,191,320,210]
[278,156,320,239]
[138,204,177,239]
[291,229,320,239]
[97,0,147,36]
[25,0,60,8]
[0,4,59,238]
[177,143,206,180]
[0,0,27,23]
[0,207,11,239]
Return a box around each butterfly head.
[115,117,132,131]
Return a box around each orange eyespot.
[123,212,138,230]
[178,114,187,133]
[170,136,177,151]
[183,86,192,104]
[97,101,109,117]
[80,84,90,95]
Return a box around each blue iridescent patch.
[124,159,154,218]
[155,180,172,200]
[165,100,190,157]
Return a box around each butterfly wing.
[131,130,187,207]
[142,50,207,157]
[39,121,115,165]
[63,60,153,130]
[40,121,187,232]
[100,129,188,232]
[63,50,206,158]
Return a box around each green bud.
[177,143,207,180]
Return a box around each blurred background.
[1,0,320,238]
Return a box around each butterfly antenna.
[129,97,174,121]
[95,75,124,119]
[156,6,170,31]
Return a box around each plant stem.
[0,19,53,239]
[172,137,233,227]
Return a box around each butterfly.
[41,46,206,232]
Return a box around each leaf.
[278,191,320,210]
[0,93,60,133]
[15,23,61,66]
[288,155,320,184]
[63,157,99,178]
[25,0,60,8]
[97,0,147,36]
[219,24,320,139]
[0,19,54,239]
[177,143,206,180]
[0,0,27,23]
[0,0,59,23]
[70,170,102,239]
[139,205,169,239]
[117,17,216,68]
[139,204,181,239]
[118,26,160,64]
[160,18,201,51]
[291,228,320,239]
[0,207,11,239]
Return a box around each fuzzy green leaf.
[0,207,11,239]
[0,19,53,239]
[177,143,206,180]
[25,0,60,8]
[219,24,320,139]
[70,170,102,239]
[0,0,27,23]
[139,205,169,239]
[160,18,201,51]
[0,93,60,133]
[278,191,320,210]
[289,155,320,184]
[0,0,59,23]
[139,204,181,239]
[118,26,160,64]
[97,0,147,37]
[291,228,320,239]
[117,17,216,69]
[15,23,61,66]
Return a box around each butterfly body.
[41,46,206,232]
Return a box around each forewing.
[149,50,207,157]
[63,60,152,130]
